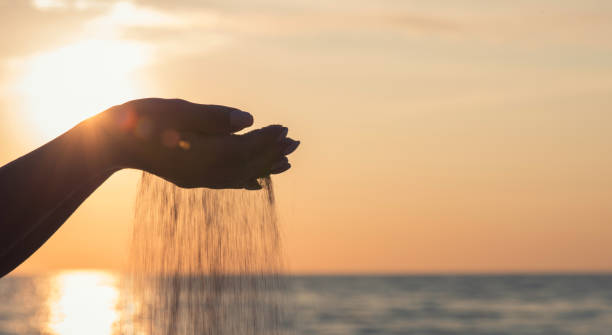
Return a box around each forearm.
[0,170,114,277]
[0,120,118,266]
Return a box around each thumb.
[172,100,254,134]
[121,98,255,135]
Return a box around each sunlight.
[16,38,150,140]
[102,1,185,27]
[32,0,67,10]
[46,270,120,335]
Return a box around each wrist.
[72,111,126,174]
[86,105,156,172]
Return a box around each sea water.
[2,274,612,335]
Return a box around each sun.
[16,39,150,140]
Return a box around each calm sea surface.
[1,272,612,335]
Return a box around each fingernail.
[230,110,253,129]
[282,139,300,155]
[277,127,288,141]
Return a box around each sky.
[1,0,612,274]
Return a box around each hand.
[90,98,300,189]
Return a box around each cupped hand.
[92,98,299,189]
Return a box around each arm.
[0,121,118,277]
[0,98,299,278]
[0,167,114,278]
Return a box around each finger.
[129,98,254,134]
[227,125,288,162]
[270,157,291,174]
[245,136,298,162]
[183,103,253,134]
[280,137,300,156]
[209,154,289,189]
[241,125,287,151]
[244,179,263,190]
[183,125,288,163]
[237,126,301,161]
[243,154,290,181]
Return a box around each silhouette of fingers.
[243,151,291,181]
[230,131,297,188]
[279,137,300,156]
[121,98,253,135]
[244,179,263,190]
[240,125,286,155]
[270,157,291,174]
[180,102,253,134]
[238,126,300,162]
[129,119,299,189]
[243,156,291,190]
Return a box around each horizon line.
[7,268,612,277]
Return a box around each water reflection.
[3,274,612,334]
[46,271,120,335]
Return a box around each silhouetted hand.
[0,97,300,276]
[91,98,299,189]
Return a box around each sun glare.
[16,39,150,140]
[46,270,120,335]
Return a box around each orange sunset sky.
[1,0,611,274]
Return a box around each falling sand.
[121,172,287,335]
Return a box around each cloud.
[2,0,612,75]
[0,1,105,59]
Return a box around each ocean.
[1,272,612,335]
